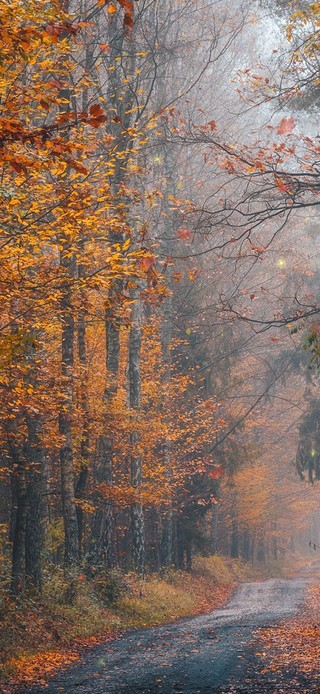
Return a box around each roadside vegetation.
[0,553,307,691]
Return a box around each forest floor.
[0,555,311,693]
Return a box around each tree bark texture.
[129,297,145,574]
[75,257,90,558]
[11,463,27,594]
[59,270,79,565]
[25,415,44,591]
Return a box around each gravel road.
[18,574,316,694]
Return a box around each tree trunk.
[59,273,79,565]
[129,296,145,574]
[89,289,121,567]
[272,520,278,560]
[230,518,239,558]
[11,462,27,594]
[242,530,250,562]
[25,415,44,591]
[75,267,89,558]
[211,502,219,554]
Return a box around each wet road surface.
[19,574,317,694]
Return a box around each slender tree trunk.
[90,288,121,566]
[101,289,122,567]
[159,143,176,568]
[185,529,192,573]
[160,283,173,567]
[272,520,278,560]
[129,296,145,574]
[59,268,79,565]
[88,10,135,566]
[211,502,219,554]
[25,415,44,591]
[176,518,184,570]
[11,462,27,594]
[75,262,90,558]
[257,537,266,563]
[230,518,239,558]
[242,529,250,562]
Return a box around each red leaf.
[208,466,224,480]
[177,228,192,240]
[208,119,216,131]
[123,13,134,29]
[89,104,104,117]
[276,116,295,135]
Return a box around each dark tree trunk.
[230,519,239,558]
[89,288,121,567]
[176,519,184,570]
[272,521,278,560]
[211,502,219,554]
[11,463,27,594]
[161,510,173,568]
[185,530,192,572]
[25,415,44,591]
[257,537,266,563]
[242,530,250,562]
[90,435,114,565]
[59,273,79,565]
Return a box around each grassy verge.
[0,554,305,691]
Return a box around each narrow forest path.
[17,564,320,694]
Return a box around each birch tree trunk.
[129,296,145,574]
[75,287,89,558]
[159,146,176,568]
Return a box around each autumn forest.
[2,0,320,690]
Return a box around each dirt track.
[17,571,319,694]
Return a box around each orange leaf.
[140,254,155,271]
[275,176,290,193]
